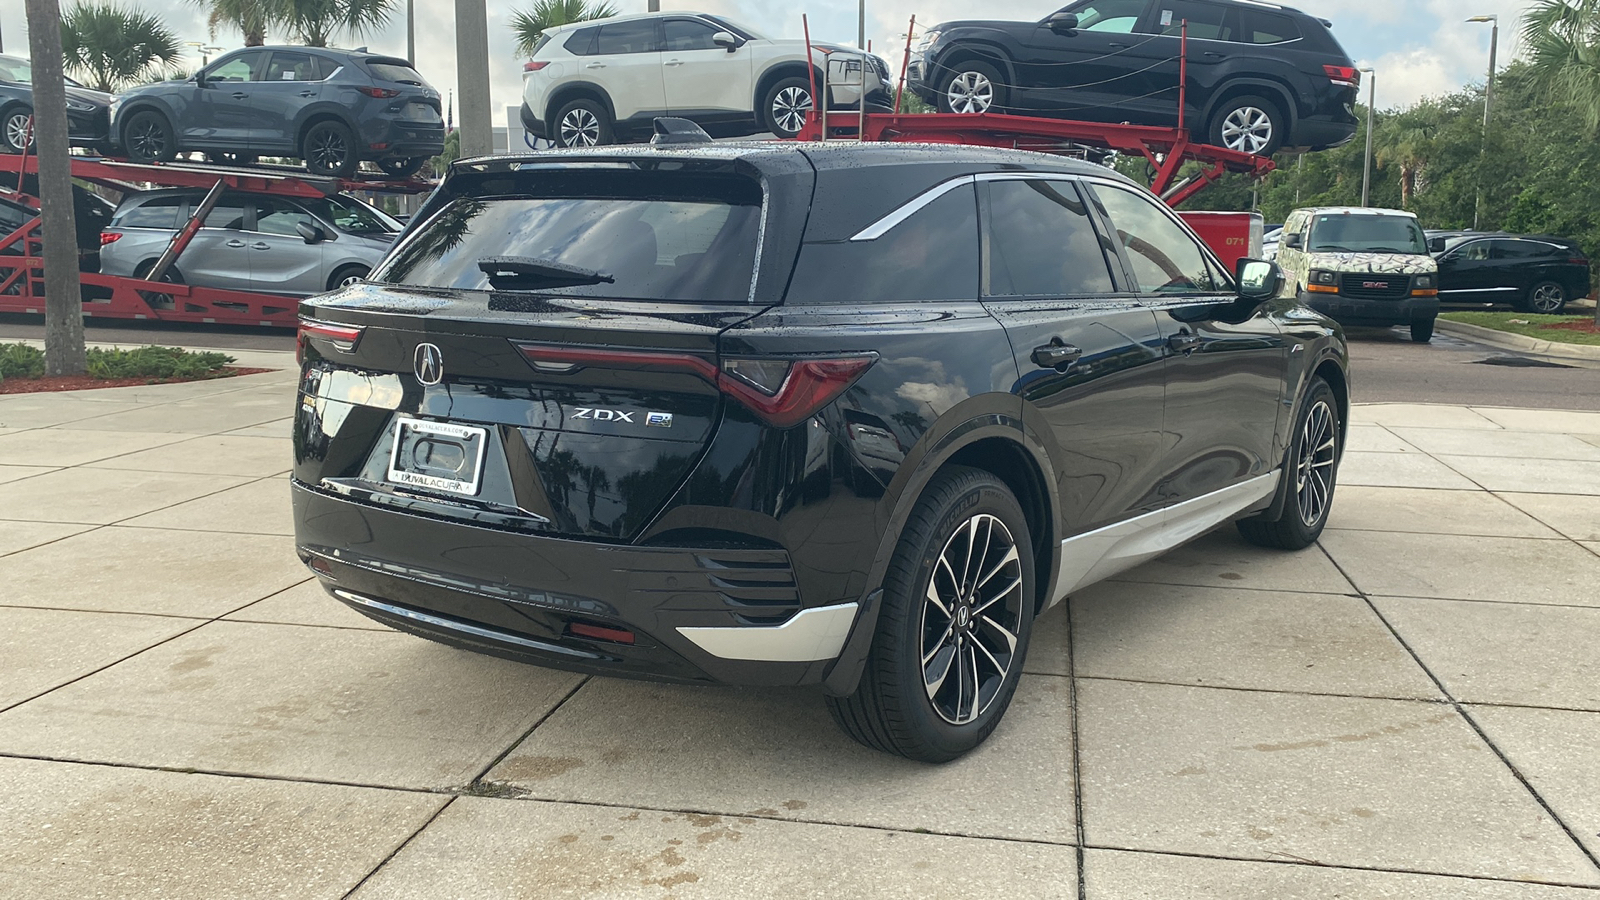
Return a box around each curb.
[1435,319,1600,361]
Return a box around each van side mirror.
[1282,232,1303,249]
[1236,258,1283,303]
[295,221,325,244]
[1048,12,1080,33]
[712,30,739,50]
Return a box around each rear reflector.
[297,318,364,364]
[568,621,635,644]
[1324,65,1360,88]
[523,60,550,72]
[513,343,877,428]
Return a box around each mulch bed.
[0,366,275,395]
[1542,320,1600,335]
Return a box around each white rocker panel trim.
[677,601,860,662]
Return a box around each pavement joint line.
[1065,596,1088,900]
[1102,577,1364,599]
[338,797,459,900]
[1365,593,1600,613]
[0,602,216,621]
[1070,673,1450,705]
[1324,526,1572,540]
[1316,541,1600,878]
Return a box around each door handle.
[665,59,683,66]
[1031,340,1083,370]
[225,239,246,248]
[251,242,270,250]
[1203,51,1223,58]
[1167,332,1203,354]
[585,63,606,69]
[1108,42,1128,48]
[231,92,249,100]
[298,90,316,97]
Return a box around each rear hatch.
[359,56,442,124]
[295,162,771,542]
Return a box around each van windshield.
[1308,214,1428,254]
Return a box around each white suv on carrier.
[520,11,893,146]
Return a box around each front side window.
[208,52,261,83]
[204,194,248,230]
[1091,182,1218,293]
[254,198,315,236]
[1307,215,1427,254]
[787,183,979,304]
[1068,0,1148,33]
[984,179,1117,297]
[0,55,32,84]
[375,171,761,303]
[306,194,400,235]
[596,20,663,55]
[1146,1,1232,40]
[664,19,721,51]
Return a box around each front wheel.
[1208,95,1285,157]
[762,77,813,139]
[1238,378,1341,550]
[1410,316,1435,343]
[939,60,1004,114]
[1524,280,1568,314]
[827,466,1034,762]
[122,110,177,163]
[327,264,369,292]
[3,106,34,153]
[302,120,358,178]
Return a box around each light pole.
[1360,67,1375,208]
[1467,14,1498,229]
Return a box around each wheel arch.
[1201,79,1298,140]
[295,110,360,152]
[1313,356,1349,443]
[115,100,175,147]
[930,44,1017,98]
[753,62,826,114]
[543,84,616,135]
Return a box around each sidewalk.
[1,369,1598,898]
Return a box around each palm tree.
[188,0,273,47]
[512,0,618,58]
[59,3,183,93]
[271,0,395,48]
[1374,109,1438,209]
[1522,0,1600,130]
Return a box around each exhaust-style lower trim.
[677,601,859,662]
[332,588,600,659]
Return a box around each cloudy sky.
[1,0,1537,123]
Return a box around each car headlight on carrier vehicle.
[66,99,95,112]
[1307,269,1338,292]
[917,30,940,49]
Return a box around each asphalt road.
[2,313,1596,410]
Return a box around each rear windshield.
[373,170,762,302]
[365,60,425,85]
[1308,215,1427,254]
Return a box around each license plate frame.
[386,417,489,497]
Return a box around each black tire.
[132,260,184,307]
[826,466,1035,762]
[376,156,427,178]
[1238,378,1341,550]
[938,60,1005,114]
[327,264,369,292]
[552,98,613,148]
[122,110,177,163]
[1208,95,1285,157]
[1524,280,1568,314]
[762,76,814,139]
[1410,316,1435,343]
[3,106,34,153]
[302,119,359,178]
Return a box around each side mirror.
[1427,237,1446,253]
[295,221,324,244]
[1235,258,1283,303]
[712,30,739,51]
[1048,12,1080,34]
[1282,232,1303,249]
[193,71,209,88]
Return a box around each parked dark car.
[0,54,114,154]
[907,0,1360,156]
[1430,233,1591,314]
[292,134,1349,761]
[110,46,444,178]
[0,181,114,275]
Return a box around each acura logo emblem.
[414,343,443,385]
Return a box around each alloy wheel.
[919,513,1025,726]
[339,272,365,288]
[4,113,32,152]
[308,129,349,173]
[772,86,812,135]
[1296,400,1337,527]
[1530,283,1565,313]
[559,108,601,147]
[128,119,166,160]
[1221,107,1273,155]
[946,71,993,114]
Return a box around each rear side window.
[1090,183,1219,293]
[786,183,980,304]
[984,179,1118,297]
[205,193,248,230]
[366,60,425,85]
[1238,10,1300,43]
[1148,2,1232,41]
[596,21,663,54]
[565,27,600,56]
[1493,240,1554,259]
[375,170,761,302]
[117,196,183,229]
[265,51,316,82]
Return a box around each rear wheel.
[939,60,1004,114]
[132,260,184,308]
[1238,378,1340,550]
[1208,95,1285,157]
[123,110,177,163]
[376,156,426,178]
[762,76,814,139]
[302,120,358,178]
[2,106,34,153]
[1410,316,1435,343]
[327,264,369,292]
[552,98,612,148]
[826,466,1034,762]
[1524,280,1568,314]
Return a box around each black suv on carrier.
[908,0,1360,157]
[292,135,1349,761]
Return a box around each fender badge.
[646,412,674,428]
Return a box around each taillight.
[512,343,878,428]
[99,231,122,245]
[297,318,364,364]
[1569,258,1589,266]
[357,86,401,99]
[523,60,550,72]
[1324,65,1360,88]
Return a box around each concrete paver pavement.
[0,365,1598,897]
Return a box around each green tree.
[1521,0,1600,131]
[188,0,273,46]
[59,2,182,93]
[511,0,618,58]
[270,0,395,48]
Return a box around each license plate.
[404,102,441,122]
[386,417,489,496]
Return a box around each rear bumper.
[1288,112,1359,151]
[292,481,856,686]
[520,103,546,141]
[1305,292,1438,326]
[368,120,444,158]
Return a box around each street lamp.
[1360,67,1375,208]
[1467,14,1498,229]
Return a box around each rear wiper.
[477,256,614,290]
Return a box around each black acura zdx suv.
[292,132,1349,761]
[908,0,1360,157]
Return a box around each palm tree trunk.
[23,0,87,375]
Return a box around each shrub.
[0,343,46,382]
[85,346,234,379]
